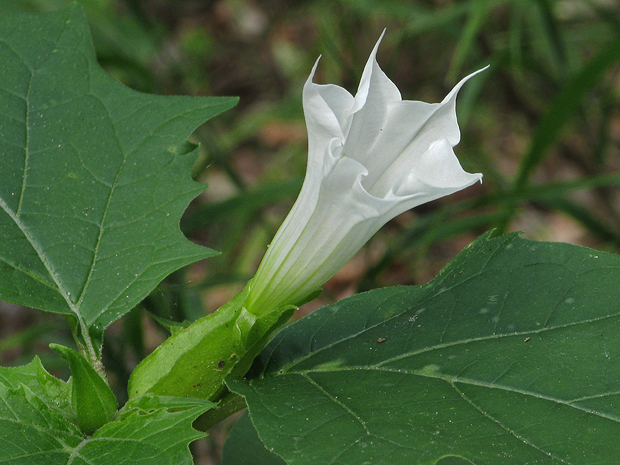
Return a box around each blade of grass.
[530,0,569,78]
[448,0,493,81]
[514,35,620,189]
[492,34,620,233]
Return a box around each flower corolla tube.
[246,34,485,315]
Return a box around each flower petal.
[246,156,374,312]
[361,67,487,196]
[302,61,347,145]
[392,138,482,199]
[302,61,354,183]
[351,30,401,113]
[345,33,402,164]
[245,35,485,316]
[313,82,355,132]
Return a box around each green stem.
[68,315,107,380]
[193,392,247,432]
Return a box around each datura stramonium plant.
[245,35,485,316]
[128,34,486,410]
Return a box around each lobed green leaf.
[0,358,214,465]
[0,5,237,345]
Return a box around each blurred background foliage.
[1,0,620,462]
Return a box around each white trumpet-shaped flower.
[245,34,484,315]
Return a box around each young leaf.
[92,395,214,465]
[0,6,237,350]
[51,343,117,434]
[228,232,620,465]
[0,356,73,419]
[0,359,214,464]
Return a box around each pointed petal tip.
[459,64,490,85]
[307,56,322,81]
[370,30,387,60]
[468,64,490,79]
[441,65,489,104]
[463,169,483,185]
[303,56,324,95]
[378,28,387,43]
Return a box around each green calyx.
[128,281,296,404]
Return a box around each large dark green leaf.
[0,358,213,464]
[0,6,236,339]
[228,232,620,464]
[222,412,287,465]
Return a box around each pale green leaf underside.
[0,6,236,330]
[0,359,213,465]
[228,232,620,465]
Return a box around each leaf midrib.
[451,382,572,465]
[0,190,77,315]
[0,17,80,319]
[290,366,620,424]
[271,296,620,377]
[0,254,58,291]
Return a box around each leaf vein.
[450,382,572,464]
